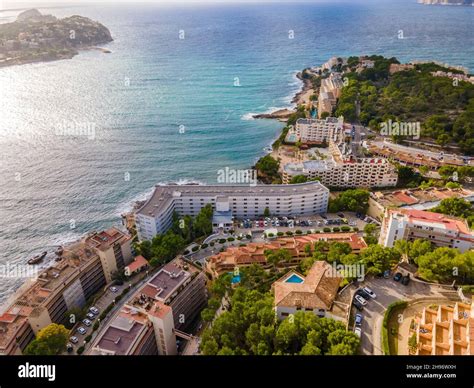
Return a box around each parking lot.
[347,273,460,355]
[234,212,371,235]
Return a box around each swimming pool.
[285,274,304,283]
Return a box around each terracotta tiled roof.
[273,261,342,310]
[126,255,148,272]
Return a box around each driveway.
[349,276,459,355]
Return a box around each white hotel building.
[135,182,330,241]
[283,136,398,188]
[379,208,474,253]
[288,117,343,145]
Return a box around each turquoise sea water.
[0,1,473,302]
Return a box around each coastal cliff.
[0,9,113,67]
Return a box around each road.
[348,275,459,355]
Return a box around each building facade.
[135,182,330,241]
[379,209,474,253]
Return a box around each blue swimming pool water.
[285,274,304,283]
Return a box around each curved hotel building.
[135,182,330,241]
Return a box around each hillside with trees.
[335,55,474,154]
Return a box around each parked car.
[77,326,87,335]
[362,287,376,299]
[82,319,92,327]
[110,286,118,293]
[337,213,345,218]
[89,306,99,315]
[354,327,362,338]
[355,295,368,306]
[353,300,364,311]
[383,270,391,279]
[393,272,403,282]
[70,336,79,344]
[356,289,370,299]
[355,313,363,327]
[401,274,411,286]
[66,343,73,353]
[86,313,96,320]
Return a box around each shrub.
[183,249,190,255]
[85,335,92,343]
[277,232,284,236]
[192,246,200,252]
[306,230,312,234]
[285,231,294,236]
[76,346,85,355]
[201,243,208,249]
[227,237,235,242]
[267,233,274,238]
[295,230,303,235]
[332,227,340,232]
[237,236,242,240]
[353,227,359,232]
[93,321,100,331]
[323,227,331,233]
[219,239,226,244]
[210,242,215,247]
[341,226,351,232]
[382,300,408,355]
[246,234,252,240]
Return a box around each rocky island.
[0,9,113,67]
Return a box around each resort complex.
[135,182,330,240]
[0,228,133,355]
[379,208,474,253]
[206,232,367,278]
[414,300,474,356]
[89,258,207,355]
[282,118,398,188]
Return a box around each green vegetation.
[336,56,474,154]
[135,205,213,267]
[328,189,370,214]
[289,175,308,184]
[416,248,474,284]
[438,165,474,182]
[363,223,379,245]
[382,300,407,355]
[200,288,360,355]
[255,154,281,183]
[431,197,474,227]
[24,323,69,355]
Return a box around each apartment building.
[135,182,330,241]
[90,258,207,355]
[0,241,107,355]
[415,300,473,356]
[85,227,133,283]
[206,232,367,278]
[283,135,398,187]
[368,187,474,220]
[379,209,474,253]
[89,306,163,356]
[272,261,342,320]
[318,73,344,117]
[291,117,343,145]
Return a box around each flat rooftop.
[136,182,329,218]
[93,307,149,355]
[85,227,130,251]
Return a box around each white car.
[70,336,79,344]
[362,287,376,299]
[110,286,118,293]
[77,327,87,335]
[355,295,368,306]
[82,319,92,327]
[89,307,99,315]
[354,327,362,338]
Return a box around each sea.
[0,0,473,303]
